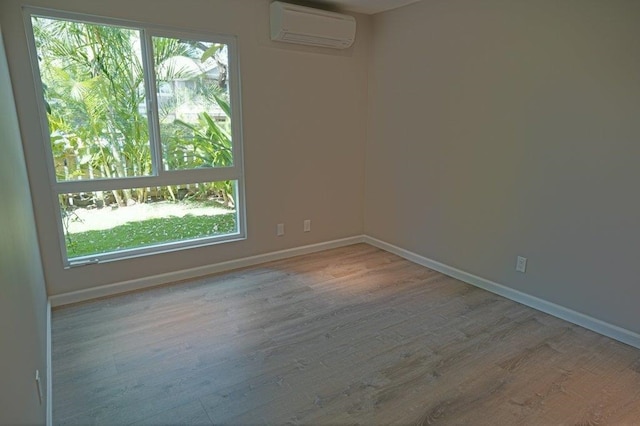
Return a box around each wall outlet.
[35,369,43,406]
[303,219,311,232]
[516,256,527,273]
[277,223,285,236]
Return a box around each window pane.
[59,181,238,259]
[152,36,233,171]
[32,17,151,182]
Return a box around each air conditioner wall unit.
[270,1,356,49]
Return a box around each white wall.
[0,26,48,425]
[366,0,640,333]
[0,0,370,296]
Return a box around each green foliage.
[66,212,237,258]
[33,16,241,260]
[167,89,235,205]
[200,43,223,62]
[171,112,232,167]
[33,17,233,201]
[34,18,153,183]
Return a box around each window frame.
[23,7,246,267]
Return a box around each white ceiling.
[313,0,421,15]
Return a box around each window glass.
[32,17,151,181]
[152,37,234,171]
[60,181,238,260]
[28,12,245,265]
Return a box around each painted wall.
[0,26,48,425]
[0,0,370,296]
[366,0,640,333]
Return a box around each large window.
[26,10,245,266]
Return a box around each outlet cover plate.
[516,256,527,273]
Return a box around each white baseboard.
[46,300,52,426]
[49,236,365,307]
[364,236,640,350]
[49,234,640,350]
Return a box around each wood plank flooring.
[52,244,640,425]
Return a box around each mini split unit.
[270,1,356,49]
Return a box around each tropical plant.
[33,17,234,207]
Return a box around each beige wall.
[0,0,370,296]
[0,26,48,425]
[3,0,639,346]
[366,0,640,333]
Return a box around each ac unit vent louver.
[270,1,356,49]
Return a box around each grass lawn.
[66,212,236,258]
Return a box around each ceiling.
[312,0,421,15]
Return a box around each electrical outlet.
[35,369,43,406]
[303,219,311,232]
[516,256,527,273]
[277,223,285,236]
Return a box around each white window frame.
[23,7,246,267]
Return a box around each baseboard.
[49,236,365,307]
[49,233,640,349]
[46,300,52,426]
[364,236,640,350]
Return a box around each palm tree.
[33,17,193,205]
[34,16,234,207]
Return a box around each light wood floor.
[52,244,640,425]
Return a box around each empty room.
[2,0,640,424]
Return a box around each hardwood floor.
[52,244,640,425]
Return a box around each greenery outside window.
[25,9,245,266]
